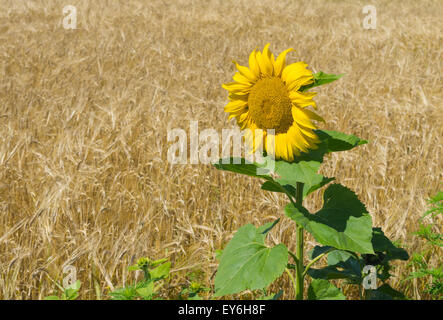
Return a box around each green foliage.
[213,221,288,297]
[179,270,211,300]
[109,257,171,300]
[422,191,443,218]
[286,184,374,254]
[406,190,442,299]
[44,280,81,300]
[307,227,408,300]
[299,71,344,92]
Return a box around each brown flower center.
[248,77,293,133]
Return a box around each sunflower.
[222,44,325,162]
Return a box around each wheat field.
[0,0,442,300]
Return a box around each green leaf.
[273,160,333,198]
[258,290,283,300]
[423,191,443,218]
[136,282,154,299]
[300,72,344,92]
[308,279,346,300]
[128,264,139,272]
[366,283,406,300]
[308,250,362,283]
[261,180,289,194]
[63,289,79,300]
[214,222,288,297]
[315,130,368,153]
[150,262,171,280]
[371,228,409,262]
[309,245,334,259]
[66,280,81,291]
[213,157,271,179]
[285,184,374,254]
[215,249,224,261]
[284,130,367,163]
[44,295,60,300]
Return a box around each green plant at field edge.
[405,190,442,299]
[109,257,171,300]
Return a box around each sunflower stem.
[295,182,304,300]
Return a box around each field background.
[0,0,441,299]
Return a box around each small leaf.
[308,279,346,300]
[150,262,171,280]
[44,295,60,300]
[66,280,81,291]
[273,160,331,198]
[214,222,288,297]
[300,72,344,92]
[285,184,374,254]
[136,282,154,299]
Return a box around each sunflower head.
[222,44,325,162]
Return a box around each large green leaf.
[307,279,346,300]
[285,184,374,254]
[300,71,344,92]
[213,222,288,297]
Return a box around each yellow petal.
[292,106,317,129]
[257,44,273,76]
[224,100,248,113]
[233,72,252,85]
[228,93,248,101]
[287,75,314,91]
[248,49,260,77]
[302,109,325,123]
[222,81,250,90]
[299,125,320,142]
[274,48,293,77]
[282,62,314,90]
[233,60,257,82]
[275,134,288,161]
[265,133,276,158]
[289,91,317,108]
[286,136,294,162]
[287,125,309,153]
